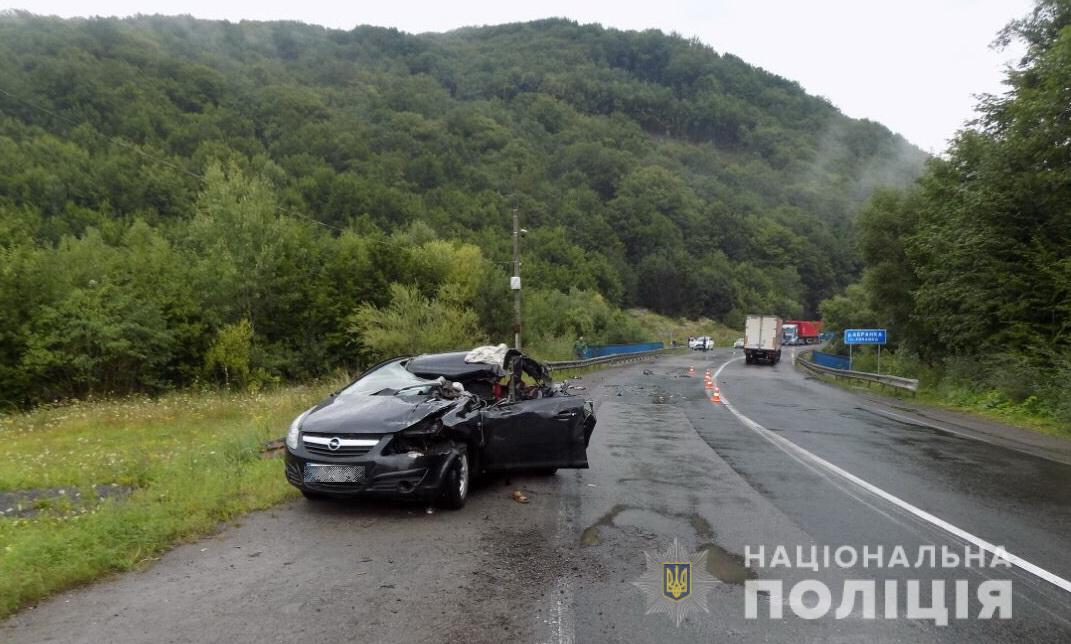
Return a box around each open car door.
[480,396,591,471]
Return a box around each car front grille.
[302,433,380,458]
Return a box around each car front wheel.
[438,448,469,510]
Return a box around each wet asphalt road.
[3,350,1071,642]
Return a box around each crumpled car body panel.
[300,393,459,436]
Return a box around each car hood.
[300,394,459,435]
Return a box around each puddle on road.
[580,505,756,584]
[616,477,678,487]
[688,514,714,541]
[579,528,600,546]
[580,504,632,546]
[697,542,757,585]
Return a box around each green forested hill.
[0,12,925,405]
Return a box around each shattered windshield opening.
[336,360,436,398]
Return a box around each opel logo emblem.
[328,437,341,451]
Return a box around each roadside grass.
[909,387,1071,439]
[0,384,329,619]
[627,308,738,347]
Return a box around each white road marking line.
[542,476,576,644]
[548,579,575,644]
[713,358,1071,595]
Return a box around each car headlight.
[286,409,312,450]
[399,418,444,438]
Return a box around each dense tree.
[826,0,1071,418]
[349,283,485,359]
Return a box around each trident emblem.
[663,562,691,601]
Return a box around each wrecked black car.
[283,347,595,509]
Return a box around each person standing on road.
[573,336,588,360]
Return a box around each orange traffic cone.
[710,389,721,404]
[705,379,714,390]
[688,365,695,377]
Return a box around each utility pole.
[511,208,522,350]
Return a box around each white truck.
[744,315,782,365]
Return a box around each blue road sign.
[844,328,887,345]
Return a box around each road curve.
[3,350,1069,642]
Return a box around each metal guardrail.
[581,342,664,359]
[546,347,680,371]
[796,351,919,393]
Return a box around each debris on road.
[511,490,529,504]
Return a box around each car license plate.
[303,464,366,484]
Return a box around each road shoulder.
[790,356,1071,466]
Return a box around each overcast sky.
[9,0,1035,153]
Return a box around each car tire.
[301,489,328,501]
[438,448,469,510]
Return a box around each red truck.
[782,320,822,345]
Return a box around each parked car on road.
[284,348,595,509]
[733,338,745,349]
[690,336,713,351]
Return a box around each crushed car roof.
[405,351,504,381]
